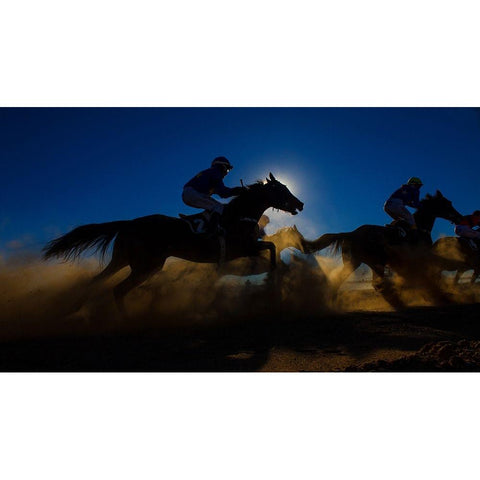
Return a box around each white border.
[1,2,479,479]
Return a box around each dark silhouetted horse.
[43,173,304,313]
[302,191,462,307]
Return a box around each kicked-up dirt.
[1,258,479,372]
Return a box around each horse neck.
[413,204,436,233]
[224,188,271,223]
[266,228,302,251]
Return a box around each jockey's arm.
[215,183,244,198]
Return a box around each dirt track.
[1,285,480,372]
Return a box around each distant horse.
[43,173,304,313]
[302,191,462,306]
[263,224,306,260]
[431,236,480,284]
[221,224,308,276]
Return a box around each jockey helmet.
[407,177,423,186]
[212,156,233,171]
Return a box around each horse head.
[265,173,304,215]
[264,224,307,253]
[421,191,463,224]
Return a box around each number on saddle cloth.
[178,211,227,263]
[179,212,208,234]
[179,211,223,235]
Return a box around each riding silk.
[384,184,421,227]
[184,167,242,198]
[387,184,421,208]
[454,214,480,240]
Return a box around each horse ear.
[269,172,276,181]
[293,224,298,231]
[436,190,444,198]
[265,177,270,183]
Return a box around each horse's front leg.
[256,241,276,271]
[471,268,479,285]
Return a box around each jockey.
[454,210,480,243]
[384,177,423,229]
[182,156,244,232]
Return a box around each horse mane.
[226,180,265,208]
[241,180,265,195]
[420,190,443,205]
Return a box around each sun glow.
[273,172,300,196]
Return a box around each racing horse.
[43,173,304,313]
[301,191,462,307]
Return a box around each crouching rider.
[384,177,423,238]
[182,156,244,234]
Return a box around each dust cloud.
[0,245,332,341]
[1,231,478,342]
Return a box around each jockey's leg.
[384,198,408,223]
[183,187,224,213]
[182,187,224,233]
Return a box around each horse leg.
[89,233,129,286]
[471,269,479,285]
[91,256,128,284]
[64,241,129,315]
[371,268,386,292]
[113,259,166,317]
[338,248,360,285]
[454,270,463,285]
[256,241,276,270]
[370,263,406,309]
[329,249,361,302]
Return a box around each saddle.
[179,212,227,264]
[384,220,418,245]
[179,211,224,236]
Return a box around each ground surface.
[1,282,480,372]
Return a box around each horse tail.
[43,220,128,262]
[302,233,352,255]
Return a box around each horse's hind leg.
[470,269,479,285]
[91,257,128,284]
[113,260,166,316]
[63,244,129,315]
[67,243,129,314]
[91,236,128,284]
[370,264,405,310]
[329,250,361,302]
[338,248,361,284]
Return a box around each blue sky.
[1,107,480,255]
